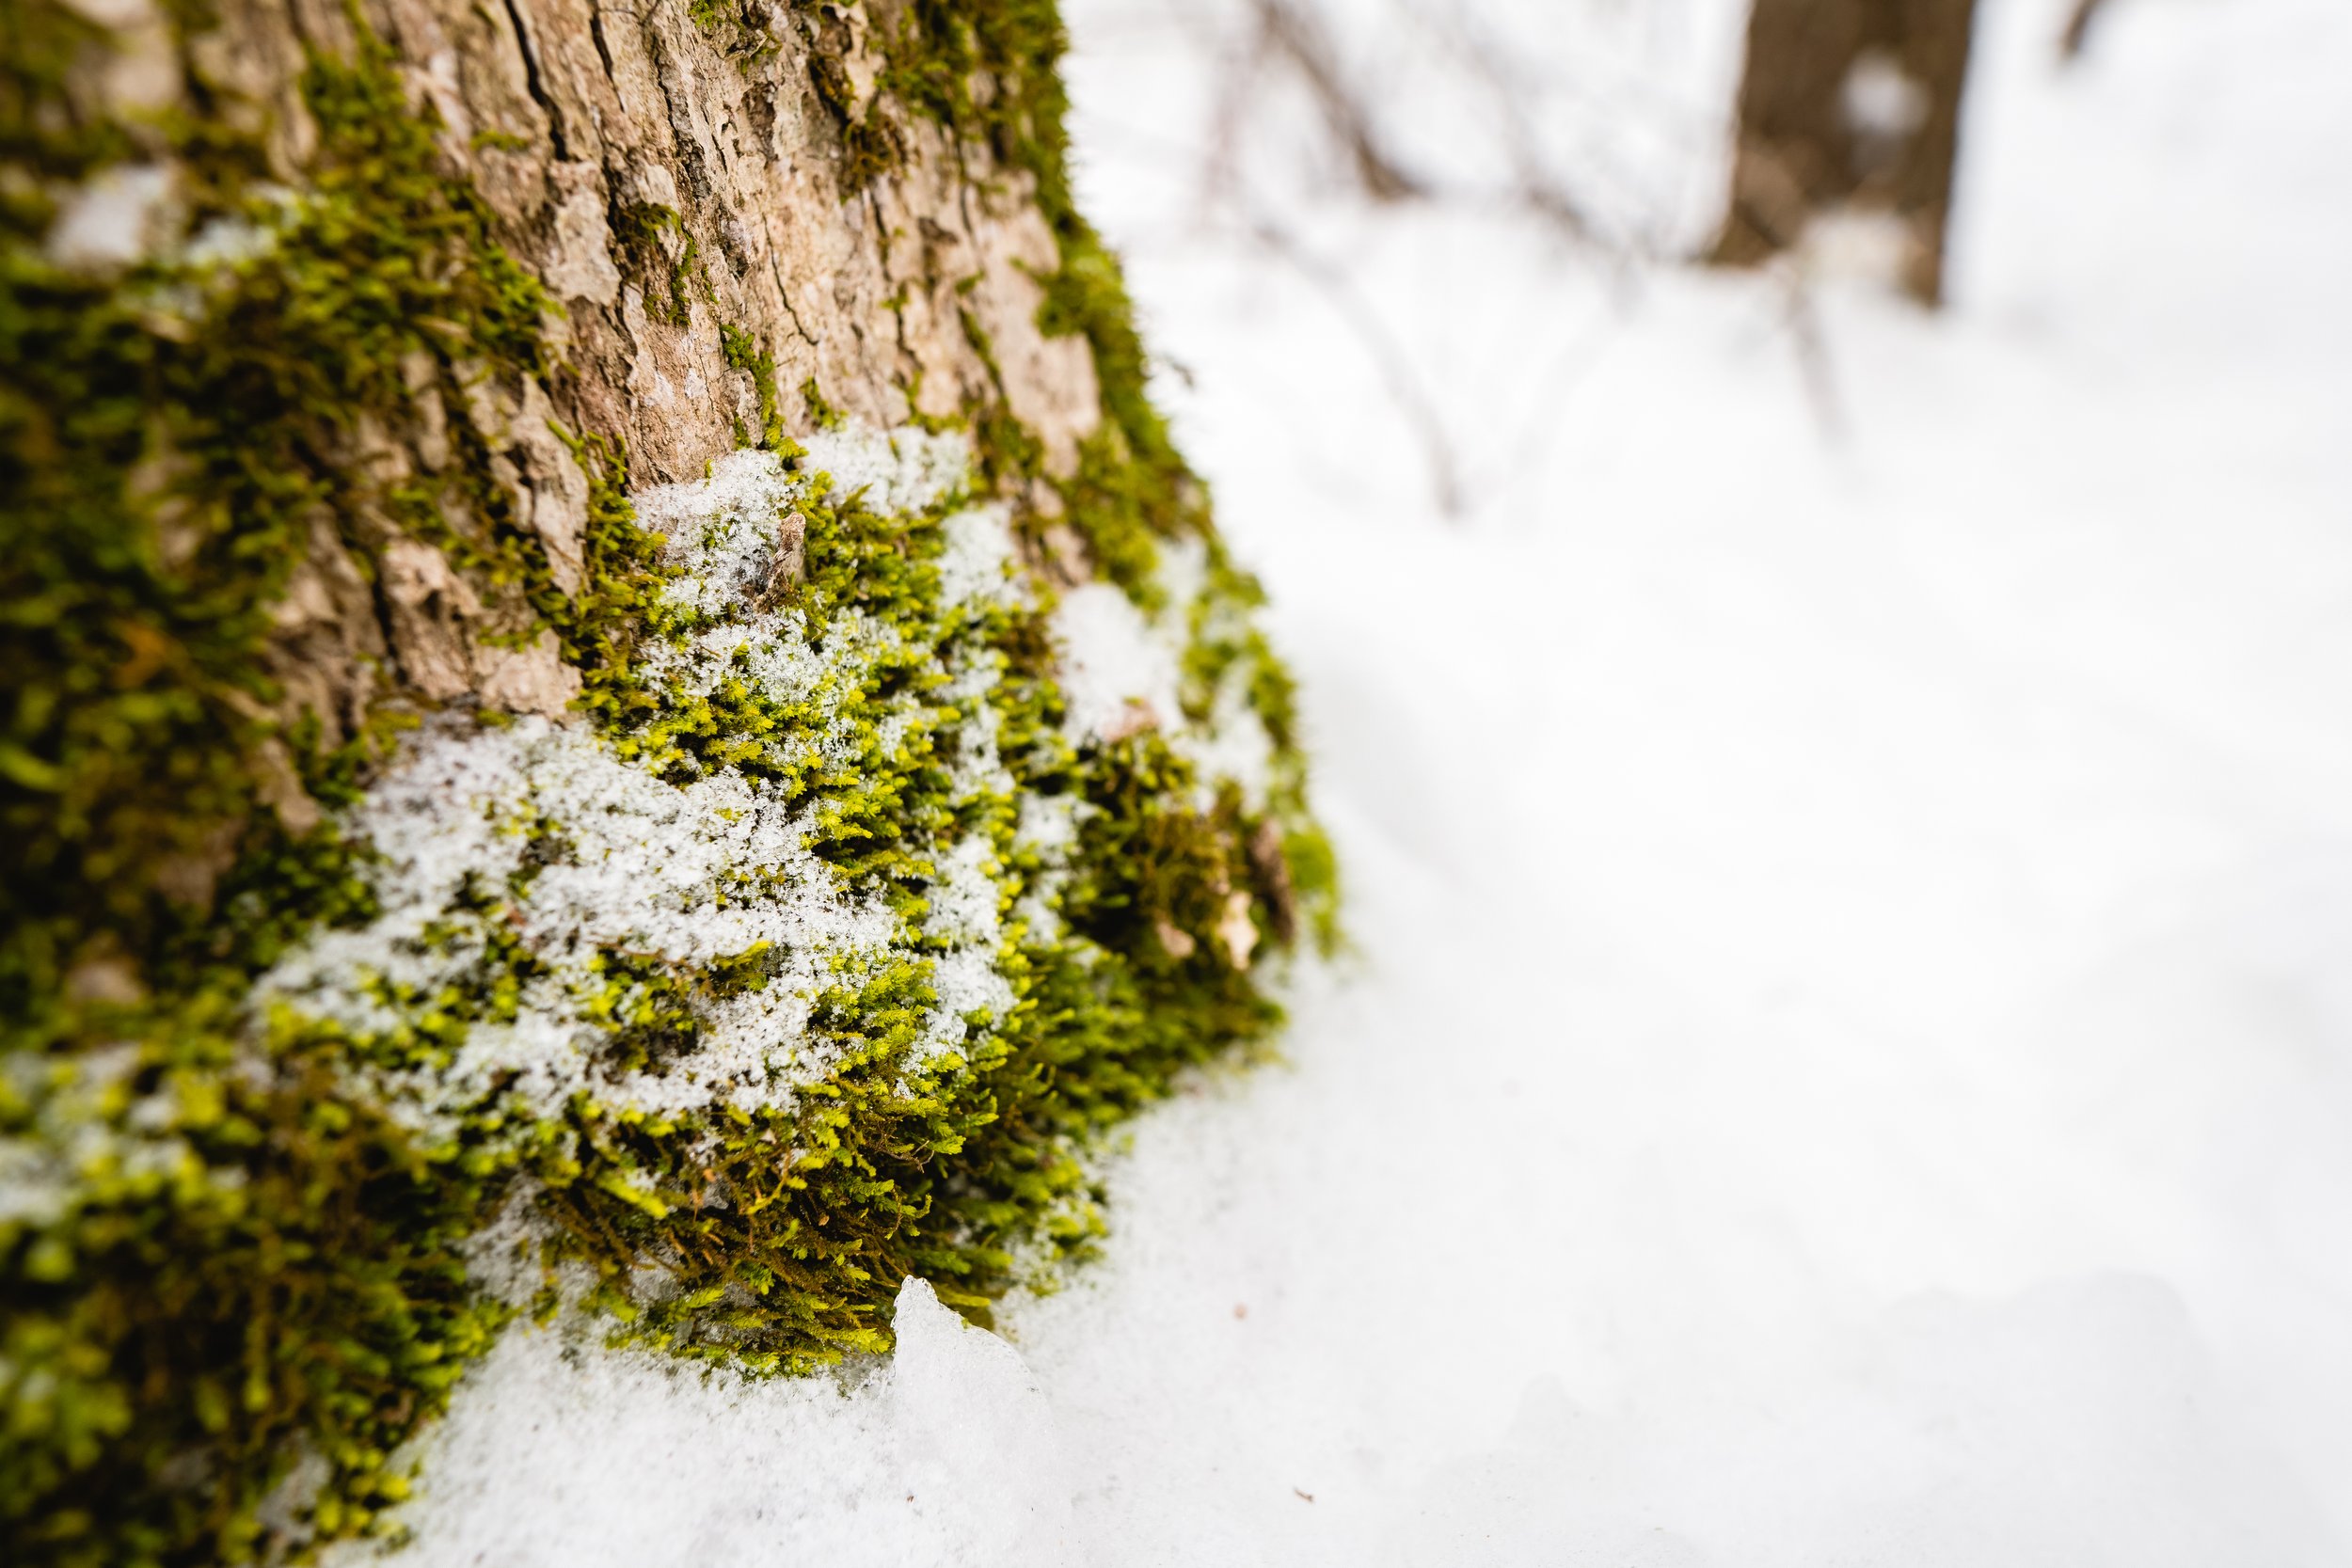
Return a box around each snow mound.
[338,1279,1085,1568]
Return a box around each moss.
[609,202,698,327]
[852,0,1335,937]
[842,4,1235,613]
[498,462,1299,1362]
[796,4,907,193]
[800,374,845,430]
[719,323,791,453]
[5,2,1336,1563]
[685,0,782,71]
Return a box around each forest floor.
[1009,0,2352,1560]
[352,1,2352,1562]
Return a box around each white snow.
[1050,581,1185,744]
[44,162,176,271]
[334,1277,1085,1568]
[937,505,1025,610]
[1012,0,2352,1560]
[259,436,1042,1137]
[344,0,2352,1561]
[1050,536,1279,803]
[799,425,977,517]
[1842,51,1932,141]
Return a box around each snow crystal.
[1186,678,1276,813]
[635,448,800,622]
[926,833,1007,948]
[1050,551,1277,807]
[1840,50,1930,140]
[938,504,1024,610]
[0,1045,186,1230]
[44,163,175,270]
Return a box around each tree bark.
[188,0,1101,730]
[4,3,1329,1561]
[1708,0,1979,304]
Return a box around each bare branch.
[1248,0,1428,202]
[2059,0,2115,62]
[1247,217,1467,519]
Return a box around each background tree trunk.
[1708,0,1979,303]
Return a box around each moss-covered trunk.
[2,2,1331,1561]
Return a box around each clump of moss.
[719,324,791,452]
[609,202,699,326]
[801,374,845,430]
[526,455,1301,1357]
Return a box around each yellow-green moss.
[719,324,791,453]
[609,202,698,327]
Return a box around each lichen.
[3,3,1335,1565]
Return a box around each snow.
[1050,537,1279,804]
[346,0,2352,1560]
[1049,581,1185,744]
[256,715,907,1125]
[1013,0,2352,1560]
[347,1278,1086,1568]
[798,425,977,517]
[44,162,175,270]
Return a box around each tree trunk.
[1708,0,1979,304]
[3,2,1328,1560]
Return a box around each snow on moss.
[1051,535,1277,809]
[255,716,903,1123]
[253,420,1286,1170]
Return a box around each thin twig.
[2059,0,2115,61]
[1247,0,1426,202]
[1780,268,1846,441]
[1248,215,1467,518]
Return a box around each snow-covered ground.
[356,0,2352,1561]
[1016,0,2352,1560]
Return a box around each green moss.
[796,5,907,193]
[501,462,1299,1361]
[609,202,698,327]
[800,375,845,431]
[845,4,1238,615]
[686,0,782,71]
[854,0,1335,936]
[719,324,791,452]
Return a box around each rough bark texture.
[175,0,1101,736]
[1708,0,1978,303]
